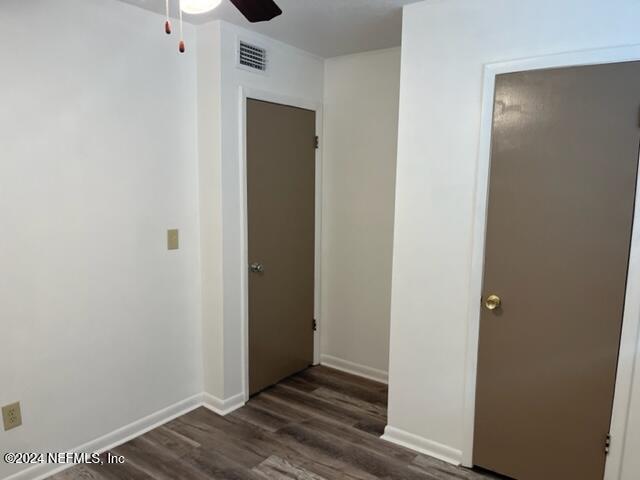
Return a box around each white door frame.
[462,45,640,480]
[238,86,323,402]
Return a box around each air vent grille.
[239,41,267,72]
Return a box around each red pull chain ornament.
[164,0,172,34]
[178,1,185,54]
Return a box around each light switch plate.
[167,229,179,250]
[2,402,22,431]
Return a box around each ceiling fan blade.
[229,0,282,23]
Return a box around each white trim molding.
[381,426,462,466]
[462,44,640,480]
[238,86,324,402]
[202,392,246,416]
[320,354,388,384]
[4,394,203,480]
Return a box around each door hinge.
[314,136,319,149]
[313,319,317,331]
[605,433,611,455]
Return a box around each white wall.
[320,49,400,380]
[196,21,225,400]
[0,1,202,478]
[197,21,324,400]
[388,0,640,475]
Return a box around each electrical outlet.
[2,402,22,431]
[167,229,179,250]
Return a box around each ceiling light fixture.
[180,0,222,15]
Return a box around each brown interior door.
[247,99,316,396]
[474,62,640,480]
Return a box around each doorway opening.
[243,96,321,397]
[465,58,640,480]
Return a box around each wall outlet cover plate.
[2,402,22,431]
[167,229,179,250]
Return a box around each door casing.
[463,45,640,480]
[239,87,323,403]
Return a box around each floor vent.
[239,41,267,72]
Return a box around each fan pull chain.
[178,0,185,53]
[164,0,172,34]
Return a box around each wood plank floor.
[49,366,496,480]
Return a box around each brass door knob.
[485,294,501,310]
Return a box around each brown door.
[474,62,640,480]
[247,99,316,396]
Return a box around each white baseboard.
[320,354,388,384]
[4,391,247,480]
[381,425,462,466]
[202,392,245,416]
[5,394,203,480]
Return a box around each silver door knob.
[250,263,264,273]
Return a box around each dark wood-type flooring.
[50,366,497,480]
